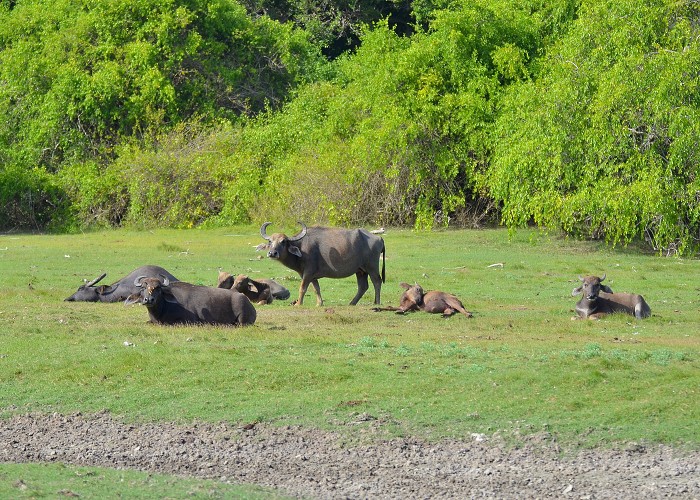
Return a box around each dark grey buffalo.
[572,274,651,320]
[217,271,290,303]
[258,221,386,306]
[125,276,256,326]
[64,265,179,302]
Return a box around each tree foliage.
[238,0,415,58]
[1,0,700,254]
[0,0,323,171]
[487,0,700,254]
[250,2,541,229]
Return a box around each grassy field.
[0,225,697,451]
[0,462,286,499]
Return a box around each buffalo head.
[64,273,108,301]
[217,271,234,289]
[399,282,424,307]
[232,274,258,294]
[125,275,171,306]
[572,274,613,300]
[259,221,307,260]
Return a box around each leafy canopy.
[0,0,323,170]
[2,0,700,254]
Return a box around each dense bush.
[0,166,68,231]
[487,0,700,254]
[239,0,416,58]
[57,161,128,230]
[57,121,266,229]
[246,3,539,229]
[2,0,700,254]
[0,0,324,172]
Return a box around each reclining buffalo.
[217,271,290,304]
[258,221,386,306]
[65,265,179,302]
[125,276,256,326]
[374,282,473,318]
[572,274,651,320]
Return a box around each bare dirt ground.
[1,410,699,499]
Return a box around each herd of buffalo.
[64,222,652,326]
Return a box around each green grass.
[0,463,287,499]
[0,226,698,450]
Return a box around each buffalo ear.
[163,290,179,304]
[601,285,614,293]
[571,286,583,297]
[247,282,259,293]
[288,245,302,258]
[218,276,234,289]
[124,293,142,306]
[399,282,411,290]
[255,243,269,251]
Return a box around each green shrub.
[487,0,700,254]
[57,161,128,229]
[112,122,237,228]
[0,166,68,231]
[0,0,324,172]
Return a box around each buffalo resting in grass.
[374,282,473,317]
[217,271,290,304]
[125,275,256,326]
[65,265,179,302]
[571,274,651,320]
[258,221,385,306]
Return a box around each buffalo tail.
[381,243,386,283]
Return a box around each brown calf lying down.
[217,271,290,304]
[374,282,473,318]
[572,274,651,320]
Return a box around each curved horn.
[86,273,107,287]
[288,221,307,242]
[578,275,585,282]
[133,276,148,287]
[260,222,273,241]
[160,275,170,287]
[600,273,606,282]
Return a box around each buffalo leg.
[350,271,369,305]
[448,299,473,318]
[587,312,607,320]
[369,271,382,305]
[371,305,401,312]
[458,307,474,318]
[296,279,323,306]
[311,279,323,306]
[296,280,310,306]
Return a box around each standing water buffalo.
[217,271,290,302]
[374,283,473,317]
[125,276,256,326]
[259,222,385,306]
[64,265,179,302]
[572,274,651,320]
